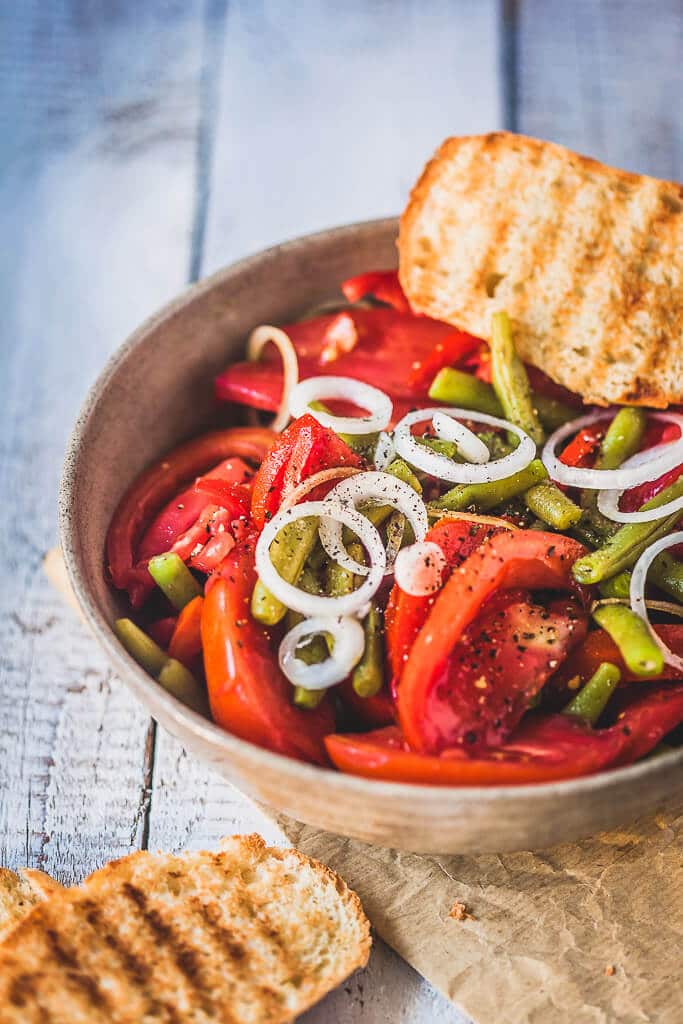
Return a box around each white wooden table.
[1,3,681,1020]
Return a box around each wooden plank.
[149,3,500,1020]
[514,0,683,179]
[0,0,203,882]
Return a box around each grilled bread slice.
[0,869,63,942]
[399,132,683,407]
[0,834,370,1024]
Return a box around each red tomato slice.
[250,413,362,530]
[338,679,395,728]
[326,683,683,785]
[385,517,511,680]
[215,307,482,413]
[146,616,177,649]
[201,535,334,765]
[107,428,274,606]
[341,270,412,312]
[397,531,589,754]
[168,596,204,668]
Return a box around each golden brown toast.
[0,835,370,1024]
[0,868,63,942]
[399,132,683,407]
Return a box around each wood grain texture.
[0,0,203,882]
[513,0,683,179]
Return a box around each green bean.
[595,407,647,471]
[572,475,683,585]
[477,431,515,460]
[599,572,631,599]
[251,516,319,625]
[490,311,544,444]
[429,366,575,431]
[308,400,378,456]
[571,520,611,550]
[287,569,329,709]
[293,686,326,709]
[385,458,422,494]
[147,552,202,610]
[592,604,664,676]
[597,560,683,605]
[352,603,385,698]
[115,618,209,715]
[415,436,462,461]
[434,458,547,512]
[157,659,210,715]
[524,482,583,530]
[563,662,621,726]
[114,618,167,676]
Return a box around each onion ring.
[289,375,392,434]
[278,615,365,690]
[630,530,683,673]
[394,541,447,596]
[246,325,299,433]
[432,411,490,464]
[597,445,683,523]
[393,407,535,484]
[255,500,386,617]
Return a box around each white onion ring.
[394,541,447,596]
[280,466,362,511]
[289,375,392,434]
[630,530,683,673]
[543,411,683,490]
[318,471,428,576]
[278,615,365,690]
[255,500,386,617]
[597,446,683,523]
[393,407,535,484]
[373,431,395,471]
[432,411,490,464]
[247,325,299,432]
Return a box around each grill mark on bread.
[44,925,111,1013]
[79,897,184,1024]
[122,882,216,1017]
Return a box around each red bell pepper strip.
[385,517,510,680]
[397,531,589,754]
[250,413,362,530]
[168,595,204,668]
[559,426,605,469]
[146,616,178,649]
[107,429,273,606]
[201,535,334,765]
[326,683,683,784]
[341,270,412,313]
[552,625,683,691]
[215,307,482,414]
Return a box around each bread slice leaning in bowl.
[399,131,683,408]
[0,834,371,1024]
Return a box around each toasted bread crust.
[0,869,63,943]
[399,132,683,407]
[0,835,370,1024]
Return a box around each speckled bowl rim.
[59,217,683,817]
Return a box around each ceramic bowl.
[60,218,683,854]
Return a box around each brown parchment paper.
[47,550,683,1024]
[271,805,683,1024]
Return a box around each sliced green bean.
[490,311,544,444]
[524,482,583,530]
[429,366,575,431]
[592,604,664,676]
[597,560,683,605]
[293,686,326,709]
[251,516,320,625]
[157,659,210,715]
[572,475,683,585]
[385,458,422,494]
[595,407,647,471]
[598,572,631,599]
[148,552,202,611]
[287,569,328,709]
[434,458,548,513]
[352,603,385,698]
[115,618,209,715]
[563,662,621,726]
[115,618,167,676]
[415,436,462,461]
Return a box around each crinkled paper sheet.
[275,806,683,1024]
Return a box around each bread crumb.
[449,900,475,921]
[604,964,616,977]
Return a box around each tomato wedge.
[327,684,683,785]
[168,595,204,668]
[338,679,395,728]
[250,413,362,529]
[107,428,274,606]
[201,535,334,765]
[397,531,589,754]
[385,517,510,680]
